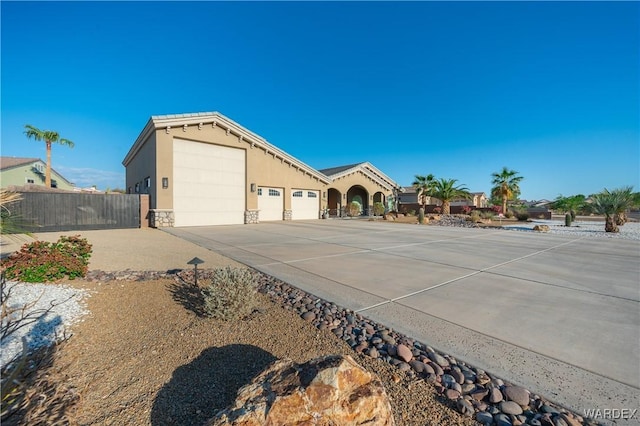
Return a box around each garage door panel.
[258,187,283,221]
[292,189,319,220]
[173,139,245,226]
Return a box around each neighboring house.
[451,192,488,208]
[0,157,75,190]
[398,187,487,208]
[123,111,403,227]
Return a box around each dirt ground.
[32,277,478,426]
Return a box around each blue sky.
[1,1,638,200]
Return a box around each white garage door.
[258,187,283,221]
[173,139,245,226]
[292,189,320,220]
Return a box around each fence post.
[139,194,150,228]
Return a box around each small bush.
[480,210,494,220]
[461,206,472,215]
[470,211,482,223]
[433,207,442,214]
[201,267,256,321]
[348,201,361,217]
[1,236,92,282]
[504,210,514,219]
[516,211,530,221]
[408,210,416,216]
[372,202,385,216]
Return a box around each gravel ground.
[501,219,640,240]
[1,281,90,366]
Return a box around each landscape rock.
[500,400,523,415]
[533,225,550,232]
[396,343,413,362]
[503,385,530,407]
[209,354,395,426]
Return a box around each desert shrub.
[490,205,502,214]
[348,201,361,217]
[565,213,572,226]
[470,210,482,223]
[504,210,514,219]
[515,211,530,221]
[408,210,416,216]
[201,267,256,321]
[433,207,442,214]
[480,210,494,219]
[373,202,385,216]
[1,236,92,282]
[418,208,425,224]
[461,206,472,215]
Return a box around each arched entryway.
[346,185,369,216]
[327,188,342,217]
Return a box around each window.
[268,189,280,196]
[33,163,44,173]
[25,178,35,184]
[51,180,58,188]
[128,187,132,194]
[307,192,317,198]
[257,188,262,196]
[145,177,151,188]
[135,183,140,193]
[293,191,303,197]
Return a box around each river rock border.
[84,268,602,426]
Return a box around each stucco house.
[123,112,402,227]
[0,157,75,190]
[398,187,488,212]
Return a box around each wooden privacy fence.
[11,192,142,232]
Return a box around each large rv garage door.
[258,187,283,221]
[291,189,319,220]
[173,139,245,226]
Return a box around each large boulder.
[209,354,395,426]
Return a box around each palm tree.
[430,178,470,215]
[491,167,523,214]
[24,125,74,188]
[590,186,635,232]
[412,174,435,209]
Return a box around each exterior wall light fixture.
[162,177,169,189]
[251,183,256,192]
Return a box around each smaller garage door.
[292,189,320,220]
[258,187,283,221]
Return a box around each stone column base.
[150,209,174,228]
[245,210,259,224]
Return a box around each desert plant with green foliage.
[1,236,92,282]
[430,178,470,215]
[565,213,572,227]
[515,210,530,221]
[469,210,482,223]
[373,201,385,216]
[348,201,361,217]
[201,267,257,321]
[480,210,495,220]
[590,186,636,232]
[418,207,425,224]
[553,194,586,222]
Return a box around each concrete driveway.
[165,220,640,418]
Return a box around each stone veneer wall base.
[245,210,259,224]
[150,209,175,228]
